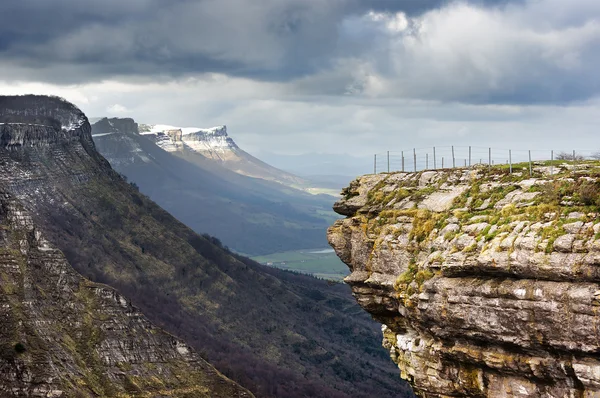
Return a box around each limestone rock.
[328,166,600,397]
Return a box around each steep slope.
[0,97,251,397]
[329,165,600,397]
[92,117,336,255]
[139,123,309,189]
[2,96,408,397]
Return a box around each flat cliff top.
[328,161,600,397]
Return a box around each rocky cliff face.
[0,96,251,397]
[328,164,600,397]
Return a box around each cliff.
[0,96,251,397]
[328,163,600,397]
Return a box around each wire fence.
[373,146,600,176]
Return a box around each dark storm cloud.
[0,0,516,80]
[1,0,599,105]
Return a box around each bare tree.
[555,151,585,161]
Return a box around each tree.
[555,151,585,161]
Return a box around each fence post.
[426,153,429,170]
[433,147,437,169]
[488,148,492,171]
[387,151,390,173]
[469,146,472,167]
[573,150,576,162]
[551,150,554,176]
[452,146,456,168]
[413,148,417,172]
[528,150,532,177]
[509,149,512,174]
[374,154,377,174]
[464,159,467,167]
[402,151,405,172]
[442,157,444,169]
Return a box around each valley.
[251,248,349,281]
[0,95,409,398]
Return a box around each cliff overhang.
[328,163,600,397]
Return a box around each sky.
[1,0,600,157]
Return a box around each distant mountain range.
[139,123,311,189]
[91,117,339,255]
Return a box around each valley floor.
[251,247,349,281]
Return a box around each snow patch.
[142,124,227,136]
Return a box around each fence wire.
[373,146,600,175]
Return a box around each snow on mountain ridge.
[142,124,228,136]
[140,124,237,154]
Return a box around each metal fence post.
[528,150,532,177]
[469,146,472,167]
[442,157,444,169]
[573,150,576,162]
[433,147,437,169]
[387,151,390,173]
[413,148,417,172]
[374,154,377,174]
[452,146,455,168]
[402,151,405,172]
[488,148,492,171]
[426,153,429,170]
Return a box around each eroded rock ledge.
[328,164,600,397]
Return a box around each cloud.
[106,104,130,114]
[1,0,600,159]
[0,0,532,93]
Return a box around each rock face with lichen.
[328,164,600,397]
[0,95,252,397]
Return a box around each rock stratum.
[328,164,600,397]
[0,96,251,397]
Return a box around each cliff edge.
[328,163,600,397]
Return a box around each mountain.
[329,167,600,397]
[139,123,310,189]
[0,96,409,397]
[0,96,251,397]
[91,117,337,255]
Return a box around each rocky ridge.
[137,122,308,188]
[0,96,251,397]
[328,163,600,397]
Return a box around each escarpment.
[328,164,600,397]
[0,96,252,396]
